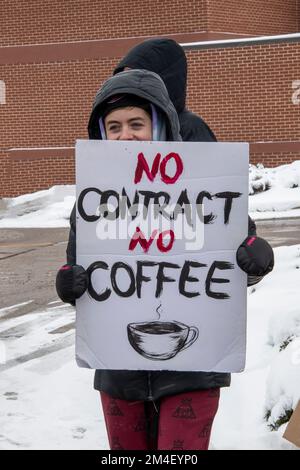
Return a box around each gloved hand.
[56,264,88,304]
[236,236,274,285]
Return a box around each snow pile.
[249,161,300,195]
[212,244,300,450]
[249,164,272,195]
[261,246,300,434]
[249,161,300,219]
[0,185,75,228]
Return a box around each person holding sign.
[56,69,274,450]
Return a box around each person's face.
[104,106,152,141]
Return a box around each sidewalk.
[0,228,68,312]
[256,217,300,247]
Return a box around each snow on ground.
[0,161,299,227]
[0,348,106,450]
[249,161,300,220]
[0,185,75,228]
[0,246,300,449]
[0,302,108,450]
[212,244,300,450]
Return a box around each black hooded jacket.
[114,38,217,142]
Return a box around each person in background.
[56,69,274,450]
[113,37,217,142]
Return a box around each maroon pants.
[100,388,220,450]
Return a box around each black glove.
[236,236,274,286]
[56,264,88,304]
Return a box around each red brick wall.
[0,58,118,149]
[0,0,207,46]
[1,39,300,196]
[0,150,11,196]
[251,150,300,166]
[1,42,299,150]
[208,0,299,35]
[186,42,300,143]
[0,149,75,197]
[1,0,298,48]
[0,1,299,197]
[12,155,74,195]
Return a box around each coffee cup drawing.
[127,320,199,361]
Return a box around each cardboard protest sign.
[283,401,300,448]
[75,140,248,372]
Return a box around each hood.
[88,69,181,142]
[113,38,187,113]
